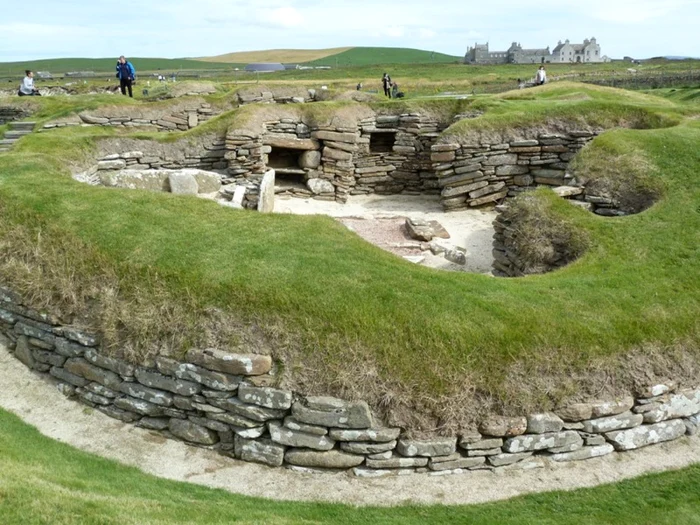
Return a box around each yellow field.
[195,47,353,64]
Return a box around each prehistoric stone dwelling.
[464,38,606,64]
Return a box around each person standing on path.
[535,65,547,86]
[18,70,41,96]
[116,56,136,97]
[382,72,392,97]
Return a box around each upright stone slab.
[258,170,275,213]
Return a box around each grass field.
[0,84,698,428]
[1,407,699,525]
[196,47,353,64]
[304,46,461,66]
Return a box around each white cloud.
[258,6,305,28]
[418,28,436,40]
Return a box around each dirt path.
[1,342,699,507]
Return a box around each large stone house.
[464,38,605,64]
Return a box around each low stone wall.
[235,88,316,106]
[431,131,599,211]
[42,102,219,132]
[0,106,31,125]
[2,285,698,477]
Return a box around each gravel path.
[1,342,699,507]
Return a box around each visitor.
[391,82,399,99]
[116,56,136,98]
[535,65,547,86]
[18,70,41,96]
[382,73,392,97]
[356,82,363,91]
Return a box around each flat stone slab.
[268,421,335,451]
[479,416,527,437]
[235,437,285,467]
[581,412,644,434]
[549,444,615,462]
[605,420,687,451]
[292,397,372,429]
[527,413,564,434]
[397,438,457,457]
[329,428,400,443]
[169,419,219,445]
[186,348,272,376]
[285,449,365,469]
[556,397,635,422]
[503,430,582,454]
[642,389,700,424]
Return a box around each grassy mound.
[0,84,699,430]
[1,408,700,524]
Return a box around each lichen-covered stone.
[268,422,335,451]
[212,396,287,422]
[238,385,293,410]
[340,441,397,455]
[114,396,166,417]
[284,417,328,436]
[235,437,285,467]
[428,457,485,471]
[50,366,89,387]
[85,349,135,377]
[581,412,643,434]
[605,420,687,451]
[487,452,533,467]
[503,430,582,453]
[641,389,700,424]
[292,398,372,429]
[396,438,457,458]
[527,413,564,434]
[119,382,174,407]
[556,397,634,422]
[135,368,200,396]
[366,456,428,469]
[549,444,614,462]
[328,428,400,443]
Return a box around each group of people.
[18,56,137,98]
[381,73,403,98]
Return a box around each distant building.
[464,38,605,64]
[244,63,285,73]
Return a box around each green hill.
[0,57,237,77]
[303,47,461,66]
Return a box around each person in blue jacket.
[116,56,136,97]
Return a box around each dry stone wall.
[222,113,446,206]
[0,106,31,125]
[2,285,698,477]
[42,102,218,132]
[431,131,599,211]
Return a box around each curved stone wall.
[1,285,698,477]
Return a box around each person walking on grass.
[535,65,547,86]
[116,56,136,97]
[18,70,41,96]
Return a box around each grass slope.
[196,47,354,64]
[0,85,698,424]
[305,46,461,66]
[1,408,700,524]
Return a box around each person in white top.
[18,70,41,96]
[535,65,547,86]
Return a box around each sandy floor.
[274,194,498,274]
[1,341,699,507]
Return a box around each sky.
[2,0,699,62]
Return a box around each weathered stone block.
[396,438,456,457]
[50,366,89,387]
[268,421,335,451]
[581,411,644,434]
[527,413,565,434]
[556,397,635,422]
[119,382,174,407]
[169,173,198,195]
[366,456,428,469]
[135,368,200,397]
[169,419,219,445]
[549,444,614,462]
[84,349,134,377]
[503,430,582,453]
[340,441,397,454]
[429,457,485,471]
[328,428,400,443]
[64,358,122,390]
[605,420,687,451]
[479,416,527,437]
[235,437,285,467]
[285,449,364,469]
[185,348,272,376]
[487,452,533,467]
[238,385,293,410]
[641,389,700,424]
[291,398,372,429]
[284,417,328,436]
[114,396,165,417]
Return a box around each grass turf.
[0,84,699,422]
[1,407,700,525]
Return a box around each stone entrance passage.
[369,131,397,153]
